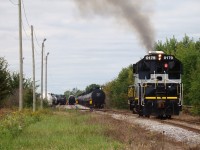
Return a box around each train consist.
[76,88,106,108]
[128,51,183,118]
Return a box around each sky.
[0,0,200,94]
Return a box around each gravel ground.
[56,104,90,110]
[98,112,200,147]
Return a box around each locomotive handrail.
[154,71,157,89]
[137,84,140,105]
[164,71,167,89]
[180,83,183,106]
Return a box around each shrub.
[0,109,41,138]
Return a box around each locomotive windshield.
[134,54,183,79]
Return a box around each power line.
[20,0,41,53]
[34,45,41,56]
[8,0,18,6]
[22,20,31,39]
[21,0,30,27]
[33,29,42,48]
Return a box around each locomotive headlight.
[158,54,162,61]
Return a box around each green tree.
[0,57,11,104]
[189,59,200,114]
[85,84,100,93]
[104,65,133,109]
[64,88,84,98]
[0,57,38,108]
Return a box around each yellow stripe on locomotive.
[145,97,178,100]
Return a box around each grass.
[0,110,123,150]
[1,109,199,150]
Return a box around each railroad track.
[94,108,200,134]
[69,105,200,134]
[172,117,200,125]
[94,108,132,115]
[159,118,200,134]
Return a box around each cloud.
[153,0,200,40]
[74,0,155,51]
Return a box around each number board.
[144,55,157,60]
[144,55,174,60]
[163,55,174,60]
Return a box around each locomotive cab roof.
[148,51,164,55]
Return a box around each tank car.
[128,51,183,118]
[68,95,76,105]
[77,88,105,108]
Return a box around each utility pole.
[45,52,49,100]
[18,0,23,111]
[31,25,36,112]
[41,38,46,109]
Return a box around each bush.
[0,109,41,138]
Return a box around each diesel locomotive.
[128,51,183,118]
[76,87,105,109]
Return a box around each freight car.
[68,95,76,105]
[128,51,183,118]
[77,88,105,108]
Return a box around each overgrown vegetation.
[0,110,123,150]
[0,109,43,149]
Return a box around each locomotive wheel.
[166,115,171,119]
[138,111,143,117]
[132,108,137,114]
[157,115,163,119]
[145,115,150,118]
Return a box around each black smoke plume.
[74,0,155,51]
